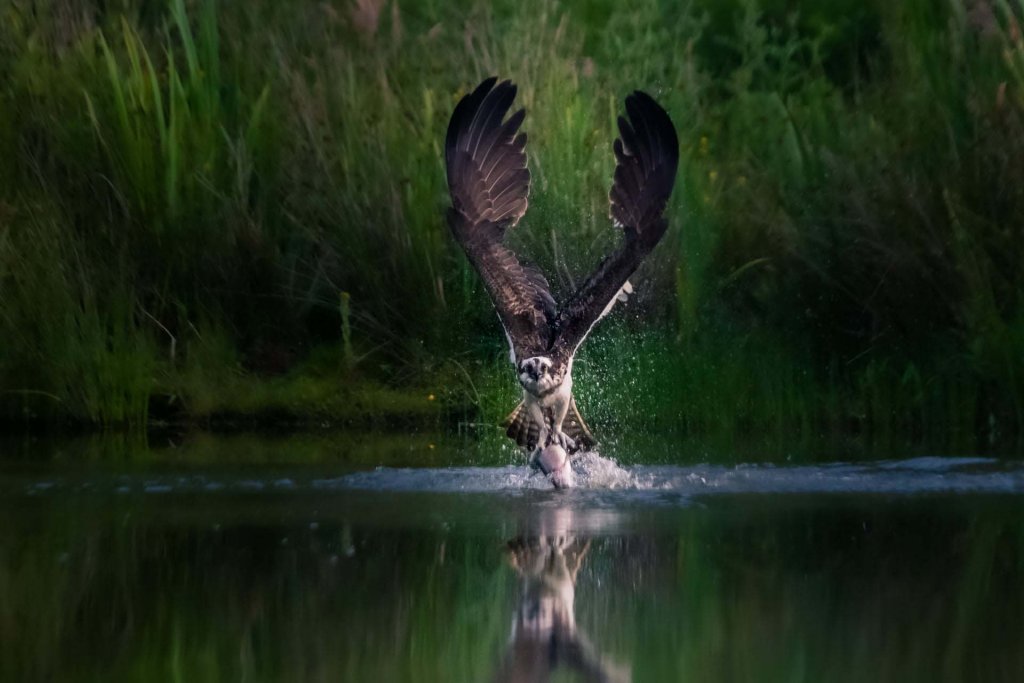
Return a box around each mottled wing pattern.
[502,402,541,450]
[521,263,557,321]
[553,91,679,361]
[502,398,597,452]
[445,77,554,358]
[563,398,597,451]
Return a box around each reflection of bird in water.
[444,77,679,489]
[493,511,630,682]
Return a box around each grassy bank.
[1,0,1023,448]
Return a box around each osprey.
[444,77,679,483]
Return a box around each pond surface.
[2,435,1024,681]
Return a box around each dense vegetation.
[2,0,1023,450]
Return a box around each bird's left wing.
[552,91,679,361]
[445,77,555,358]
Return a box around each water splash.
[569,451,635,489]
[6,456,1024,500]
[329,455,1024,496]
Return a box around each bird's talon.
[550,430,575,450]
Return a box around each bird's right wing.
[552,91,679,361]
[445,77,555,358]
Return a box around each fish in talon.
[534,444,574,489]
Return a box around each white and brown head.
[517,356,561,395]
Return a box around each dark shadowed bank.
[1,0,1023,454]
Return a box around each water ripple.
[334,454,1021,496]
[6,455,1023,500]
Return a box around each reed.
[0,0,1022,446]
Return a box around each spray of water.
[8,456,1021,499]
[568,451,636,489]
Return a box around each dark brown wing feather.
[502,398,596,453]
[553,91,679,361]
[445,77,554,358]
[503,401,541,450]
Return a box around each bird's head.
[518,356,560,394]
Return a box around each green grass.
[1,0,1024,451]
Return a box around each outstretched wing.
[552,91,679,361]
[445,77,554,359]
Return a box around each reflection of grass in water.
[0,0,1023,442]
[116,542,511,682]
[3,497,1022,681]
[579,501,1024,682]
[1,513,514,681]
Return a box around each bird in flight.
[444,77,679,486]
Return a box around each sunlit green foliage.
[1,0,1023,445]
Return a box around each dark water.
[2,439,1024,681]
